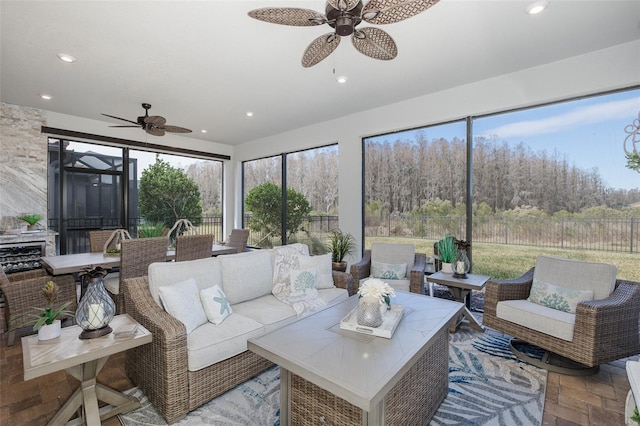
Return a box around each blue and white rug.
[119,328,546,426]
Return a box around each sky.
[368,89,640,191]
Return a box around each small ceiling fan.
[248,0,440,68]
[101,103,192,137]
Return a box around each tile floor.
[0,329,636,426]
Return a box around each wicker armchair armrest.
[331,270,355,296]
[410,253,427,294]
[349,250,371,292]
[123,276,190,422]
[573,279,640,354]
[484,267,535,319]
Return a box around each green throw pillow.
[527,279,594,314]
[371,261,407,280]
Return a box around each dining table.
[41,244,238,275]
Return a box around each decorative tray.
[340,304,404,339]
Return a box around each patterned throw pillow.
[298,253,334,289]
[527,279,594,314]
[200,285,232,325]
[371,261,407,280]
[289,268,318,298]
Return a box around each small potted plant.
[326,229,356,272]
[11,280,74,340]
[17,213,42,231]
[436,236,457,274]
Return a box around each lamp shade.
[76,266,115,339]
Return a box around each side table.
[426,271,490,333]
[22,314,152,426]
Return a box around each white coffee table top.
[248,291,462,412]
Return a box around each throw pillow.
[289,268,318,298]
[527,279,594,314]
[200,285,232,325]
[371,261,407,280]
[158,278,208,334]
[298,253,334,289]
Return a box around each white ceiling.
[1,1,639,146]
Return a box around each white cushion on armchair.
[366,242,415,292]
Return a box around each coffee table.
[21,314,152,426]
[248,291,462,426]
[426,271,490,332]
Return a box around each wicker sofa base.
[289,329,449,426]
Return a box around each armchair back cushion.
[371,243,415,276]
[533,255,616,300]
[148,256,222,306]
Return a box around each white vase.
[38,320,61,341]
[357,296,383,328]
[441,262,453,274]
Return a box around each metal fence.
[365,215,639,253]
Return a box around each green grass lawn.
[366,237,640,282]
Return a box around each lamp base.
[453,272,468,279]
[79,325,113,339]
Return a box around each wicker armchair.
[88,229,119,253]
[175,234,214,262]
[1,268,77,345]
[104,237,167,314]
[350,242,426,294]
[221,229,249,253]
[122,268,353,423]
[484,256,640,373]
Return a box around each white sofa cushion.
[219,250,273,305]
[298,253,334,289]
[148,256,222,306]
[232,294,299,334]
[533,256,616,300]
[200,285,232,325]
[497,299,576,341]
[158,278,208,335]
[186,314,264,371]
[317,287,350,306]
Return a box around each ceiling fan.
[101,103,192,137]
[248,0,440,68]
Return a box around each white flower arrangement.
[358,278,396,306]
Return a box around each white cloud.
[482,98,639,139]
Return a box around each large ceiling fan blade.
[101,113,140,125]
[146,127,165,137]
[327,0,360,12]
[144,115,167,126]
[163,125,192,134]
[362,0,440,25]
[352,27,397,61]
[302,33,341,68]
[248,8,326,26]
[109,125,141,128]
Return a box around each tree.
[244,182,311,240]
[139,157,202,228]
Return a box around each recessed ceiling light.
[246,111,254,117]
[56,53,76,63]
[40,94,53,100]
[201,130,207,133]
[336,75,348,84]
[526,0,548,15]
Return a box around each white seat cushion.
[497,299,576,341]
[186,314,264,371]
[232,294,298,334]
[317,287,349,306]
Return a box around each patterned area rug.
[119,327,546,426]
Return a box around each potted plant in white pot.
[10,280,74,340]
[17,213,42,231]
[436,236,457,274]
[326,229,356,272]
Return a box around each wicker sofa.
[123,243,354,423]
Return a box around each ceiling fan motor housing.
[326,1,362,36]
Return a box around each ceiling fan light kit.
[102,103,192,137]
[248,0,440,67]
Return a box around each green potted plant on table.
[10,280,74,341]
[17,213,42,231]
[326,229,356,272]
[436,236,457,274]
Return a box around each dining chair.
[88,229,119,253]
[175,234,214,262]
[223,229,249,253]
[104,236,167,314]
